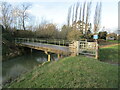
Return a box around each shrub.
[67,30,83,41]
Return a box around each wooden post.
[95,40,98,59]
[76,41,80,55]
[45,51,51,61]
[48,54,50,62]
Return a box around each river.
[2,50,58,86]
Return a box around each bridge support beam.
[48,54,51,62]
[45,51,51,61]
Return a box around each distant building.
[72,20,91,34]
[106,33,117,40]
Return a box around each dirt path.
[99,43,120,48]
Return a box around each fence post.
[76,41,79,55]
[95,40,98,59]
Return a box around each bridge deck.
[18,42,71,55]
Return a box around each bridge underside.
[16,42,71,56]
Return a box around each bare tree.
[75,2,79,22]
[79,3,82,21]
[67,5,72,26]
[82,1,86,33]
[82,1,86,23]
[11,7,20,29]
[0,2,13,30]
[85,1,92,35]
[94,2,102,34]
[72,4,75,25]
[19,3,31,30]
[97,2,102,31]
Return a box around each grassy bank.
[6,55,118,88]
[99,45,119,64]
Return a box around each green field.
[6,46,119,88]
[99,45,119,64]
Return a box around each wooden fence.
[69,40,98,58]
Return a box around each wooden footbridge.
[15,38,98,61]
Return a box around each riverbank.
[2,50,57,86]
[4,44,119,88]
[2,46,24,61]
[5,55,118,88]
[2,27,26,61]
[2,50,23,61]
[2,37,25,61]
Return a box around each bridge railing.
[15,38,71,46]
[15,38,98,58]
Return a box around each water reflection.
[2,51,57,85]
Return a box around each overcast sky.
[2,0,119,32]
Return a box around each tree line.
[0,1,102,41]
[66,1,102,40]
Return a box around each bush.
[14,30,35,38]
[2,33,14,42]
[87,39,95,42]
[67,30,83,41]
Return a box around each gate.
[69,40,98,58]
[79,40,97,56]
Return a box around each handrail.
[15,38,71,46]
